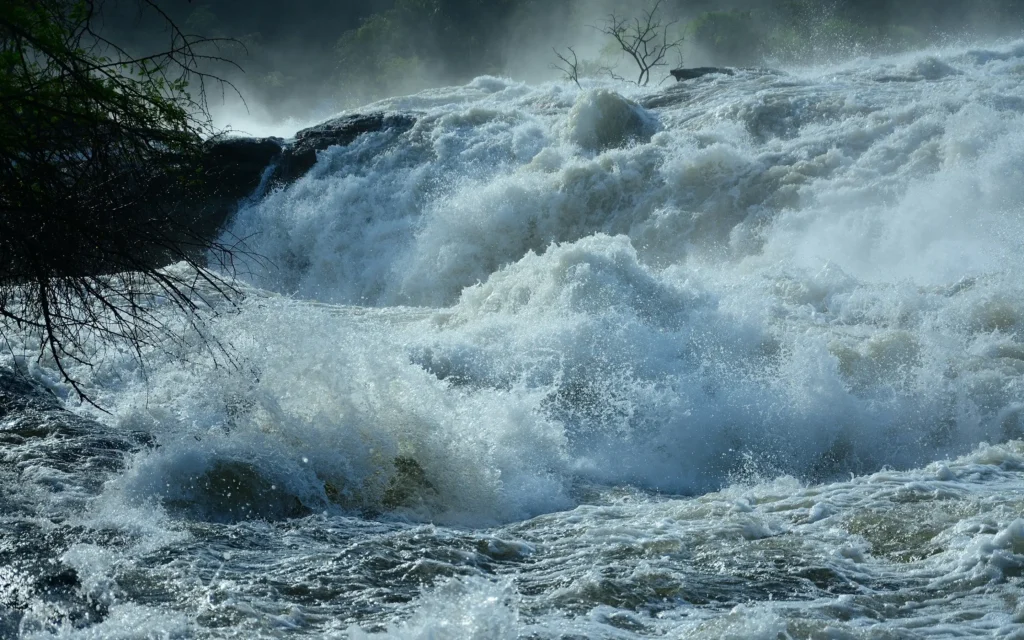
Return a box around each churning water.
[4,41,1024,638]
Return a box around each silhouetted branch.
[0,0,253,406]
[595,0,684,87]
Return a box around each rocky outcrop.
[201,137,284,193]
[186,136,285,242]
[188,112,417,253]
[670,67,736,81]
[274,112,417,184]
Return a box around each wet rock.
[183,136,284,243]
[181,113,417,250]
[0,367,63,418]
[670,67,736,81]
[382,457,437,510]
[565,90,657,152]
[164,459,311,523]
[200,136,283,196]
[275,112,417,184]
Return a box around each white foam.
[346,577,520,640]
[25,42,1014,527]
[20,604,191,639]
[563,89,658,151]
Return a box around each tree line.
[158,0,1024,112]
[688,0,1024,66]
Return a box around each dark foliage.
[100,1,1024,112]
[0,0,245,405]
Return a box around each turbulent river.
[4,41,1024,639]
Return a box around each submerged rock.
[565,90,657,152]
[164,459,311,523]
[382,456,437,510]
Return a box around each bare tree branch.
[595,0,684,87]
[0,0,256,406]
[552,46,582,89]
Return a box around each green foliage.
[680,1,935,66]
[333,10,430,107]
[0,1,217,182]
[687,11,763,66]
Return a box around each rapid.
[3,40,1024,638]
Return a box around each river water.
[3,41,1024,638]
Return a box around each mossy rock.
[382,456,437,510]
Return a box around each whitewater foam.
[5,39,1024,640]
[24,40,1018,525]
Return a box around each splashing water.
[3,41,1024,638]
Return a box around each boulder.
[565,90,657,152]
[201,136,284,194]
[188,136,285,241]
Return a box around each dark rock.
[184,136,285,243]
[670,67,736,81]
[0,367,64,418]
[163,459,311,523]
[382,456,437,510]
[180,112,416,250]
[202,137,284,194]
[274,112,417,184]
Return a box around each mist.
[101,1,1024,135]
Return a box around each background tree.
[0,0,244,405]
[551,46,583,89]
[597,0,684,87]
[687,10,763,67]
